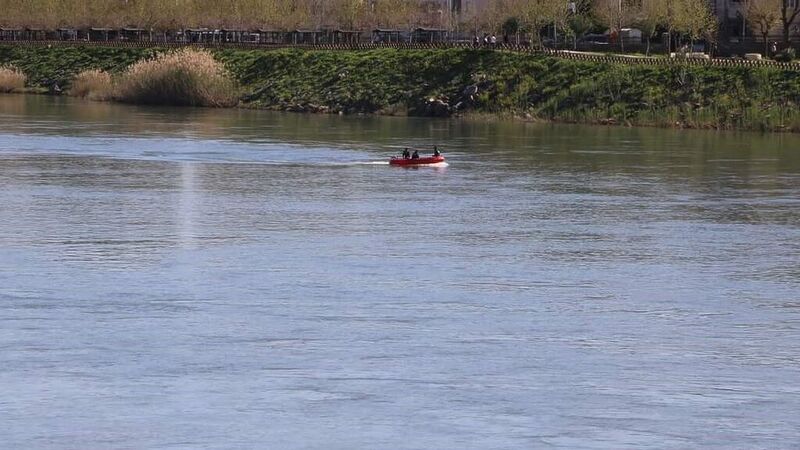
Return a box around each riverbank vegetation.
[219,47,800,131]
[3,45,800,132]
[70,69,113,100]
[0,65,26,92]
[50,48,237,106]
[115,49,238,107]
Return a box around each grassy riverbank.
[3,45,800,132]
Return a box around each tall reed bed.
[115,49,238,107]
[0,66,26,93]
[70,69,113,100]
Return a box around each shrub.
[775,48,796,62]
[70,69,113,100]
[0,66,26,93]
[115,48,238,107]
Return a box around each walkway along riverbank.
[3,45,800,132]
[4,40,800,71]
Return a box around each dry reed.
[114,49,238,107]
[0,66,27,93]
[70,69,113,100]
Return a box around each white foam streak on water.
[327,161,391,166]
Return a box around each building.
[449,0,462,14]
[457,0,489,15]
[712,0,800,42]
[426,0,489,17]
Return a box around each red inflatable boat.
[390,155,445,166]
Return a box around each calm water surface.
[1,95,799,449]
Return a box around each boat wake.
[316,161,391,166]
[317,160,448,168]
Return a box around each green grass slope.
[219,48,800,131]
[4,45,800,131]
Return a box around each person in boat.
[402,148,411,159]
[433,146,441,157]
[412,150,420,159]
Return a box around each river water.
[1,94,799,449]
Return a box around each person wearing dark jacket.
[412,150,419,159]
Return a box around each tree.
[593,0,636,52]
[371,0,419,30]
[512,0,569,48]
[635,0,668,55]
[567,0,596,46]
[482,0,517,36]
[502,16,520,36]
[567,13,594,49]
[667,0,717,53]
[502,16,520,43]
[780,0,800,46]
[548,0,573,47]
[747,0,782,56]
[334,0,366,29]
